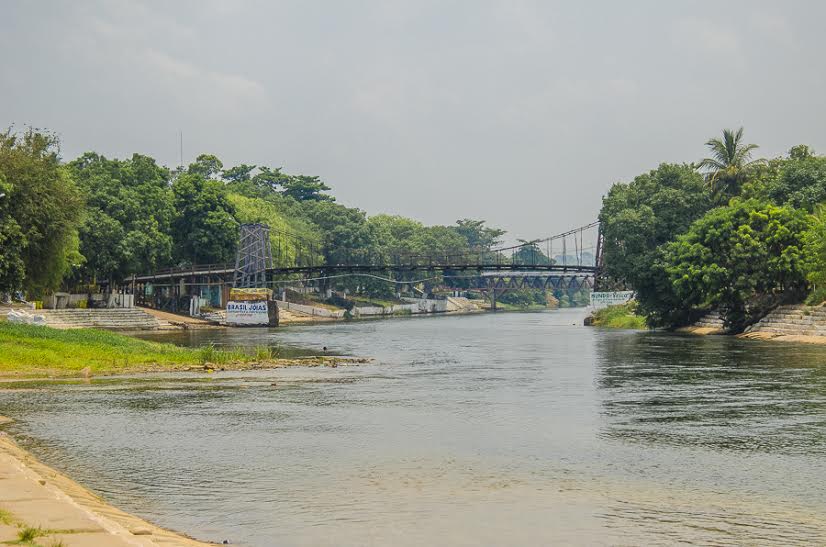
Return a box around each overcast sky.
[3,1,825,241]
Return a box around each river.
[2,309,826,545]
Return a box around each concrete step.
[38,309,161,330]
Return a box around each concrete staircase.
[38,308,163,330]
[694,310,725,330]
[745,304,826,337]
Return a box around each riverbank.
[0,428,210,546]
[0,322,368,378]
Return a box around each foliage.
[452,219,505,250]
[661,200,811,332]
[171,172,238,264]
[0,173,26,293]
[599,163,712,326]
[228,194,322,266]
[281,174,334,202]
[511,241,552,265]
[802,205,826,303]
[498,288,547,307]
[699,127,764,203]
[0,129,83,295]
[591,302,647,329]
[68,152,174,282]
[744,146,826,211]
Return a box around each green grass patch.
[591,302,647,330]
[0,323,251,378]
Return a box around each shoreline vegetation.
[598,129,826,334]
[587,302,647,330]
[0,431,210,546]
[0,322,368,379]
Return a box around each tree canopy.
[0,129,83,294]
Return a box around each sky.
[3,1,826,242]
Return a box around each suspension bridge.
[125,221,603,313]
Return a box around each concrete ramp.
[38,308,163,330]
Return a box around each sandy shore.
[0,426,211,546]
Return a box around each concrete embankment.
[681,304,826,345]
[741,304,826,345]
[0,428,208,546]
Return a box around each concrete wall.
[275,300,346,318]
[43,293,134,309]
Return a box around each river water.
[2,309,826,545]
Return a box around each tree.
[452,219,505,251]
[0,173,26,294]
[0,129,83,295]
[68,152,174,283]
[745,146,826,212]
[699,127,764,202]
[221,164,256,184]
[187,154,224,179]
[802,205,826,304]
[171,173,238,264]
[662,199,811,332]
[599,163,712,326]
[251,166,290,194]
[281,174,334,202]
[512,240,552,265]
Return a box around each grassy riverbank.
[590,302,647,329]
[0,322,366,378]
[0,322,252,377]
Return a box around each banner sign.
[226,300,271,325]
[590,291,635,310]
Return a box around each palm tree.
[699,127,764,202]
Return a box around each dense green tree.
[171,172,238,264]
[281,174,334,202]
[452,219,505,251]
[802,206,826,303]
[250,166,290,194]
[68,152,174,282]
[699,127,764,202]
[662,200,811,332]
[512,241,552,265]
[0,173,26,294]
[0,129,83,294]
[188,154,224,179]
[221,164,256,184]
[599,163,712,325]
[745,147,826,211]
[294,201,376,265]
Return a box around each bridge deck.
[130,263,596,282]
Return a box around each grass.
[591,302,648,330]
[17,527,43,543]
[0,322,252,377]
[0,509,15,525]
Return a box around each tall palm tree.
[699,127,764,202]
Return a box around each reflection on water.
[2,310,826,546]
[597,332,826,454]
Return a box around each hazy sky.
[3,1,825,241]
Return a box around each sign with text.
[590,291,635,310]
[226,300,271,326]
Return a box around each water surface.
[2,309,826,545]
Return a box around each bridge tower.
[234,223,274,288]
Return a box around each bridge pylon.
[234,223,274,288]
